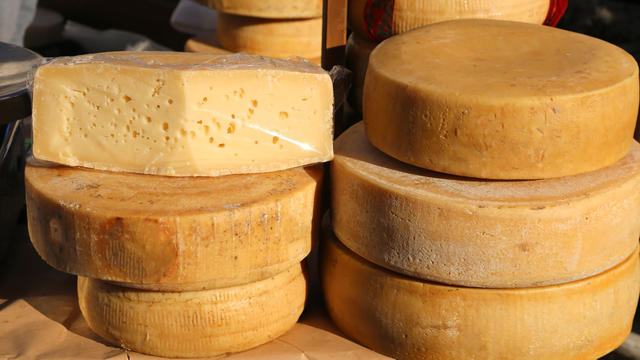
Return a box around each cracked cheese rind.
[217,13,322,61]
[345,34,376,114]
[364,19,639,179]
[32,52,333,177]
[208,0,322,19]
[26,161,322,291]
[78,264,306,358]
[348,0,549,40]
[322,232,640,360]
[332,123,640,288]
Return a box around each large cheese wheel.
[332,123,640,288]
[208,0,322,19]
[345,33,376,114]
[184,33,230,54]
[217,13,322,61]
[348,0,550,41]
[26,161,322,291]
[78,264,306,358]
[364,19,640,179]
[322,232,640,360]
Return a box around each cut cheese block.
[332,122,640,288]
[322,231,640,360]
[78,264,307,358]
[217,13,322,61]
[26,160,322,291]
[348,0,550,41]
[184,33,230,54]
[345,34,376,114]
[364,19,640,179]
[208,0,322,19]
[32,52,333,177]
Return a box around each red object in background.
[545,0,568,27]
[363,0,394,42]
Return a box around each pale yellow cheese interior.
[78,264,307,358]
[26,160,322,290]
[33,52,333,176]
[332,122,640,288]
[364,19,639,179]
[322,230,640,360]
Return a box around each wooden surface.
[322,0,348,70]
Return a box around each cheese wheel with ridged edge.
[26,160,322,291]
[78,263,307,358]
[346,33,376,114]
[332,122,640,288]
[208,0,322,19]
[217,13,321,61]
[348,0,549,41]
[322,231,640,360]
[364,19,640,179]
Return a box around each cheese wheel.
[332,122,640,288]
[26,161,322,291]
[208,0,322,19]
[345,34,376,114]
[364,19,640,179]
[217,13,322,61]
[348,0,550,41]
[78,264,306,358]
[184,33,230,54]
[322,232,640,360]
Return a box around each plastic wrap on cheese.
[31,52,334,176]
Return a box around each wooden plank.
[322,0,348,70]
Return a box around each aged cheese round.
[345,34,376,114]
[26,161,322,291]
[322,232,640,360]
[184,33,230,54]
[78,264,306,358]
[364,19,640,179]
[332,123,640,288]
[348,0,550,41]
[217,13,322,61]
[208,0,322,19]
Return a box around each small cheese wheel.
[364,19,640,179]
[184,33,230,54]
[78,264,306,358]
[322,232,640,360]
[345,34,376,114]
[332,123,640,288]
[348,0,549,41]
[26,161,322,291]
[208,0,322,19]
[217,13,322,61]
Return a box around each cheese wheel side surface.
[208,0,322,19]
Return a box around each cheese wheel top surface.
[374,20,637,98]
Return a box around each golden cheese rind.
[26,161,322,291]
[345,34,376,114]
[322,231,640,360]
[217,13,322,61]
[208,0,322,19]
[332,123,640,288]
[348,0,549,40]
[78,264,306,358]
[364,19,639,179]
[184,33,230,54]
[32,51,333,177]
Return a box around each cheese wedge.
[32,52,333,177]
[364,19,639,179]
[332,123,640,288]
[322,231,640,360]
[26,161,322,291]
[208,0,322,19]
[217,13,322,61]
[78,264,306,358]
[345,34,376,114]
[348,0,550,41]
[184,33,230,54]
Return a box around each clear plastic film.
[29,52,336,177]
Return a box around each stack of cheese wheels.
[325,19,640,359]
[26,51,334,358]
[345,0,553,113]
[186,0,322,65]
